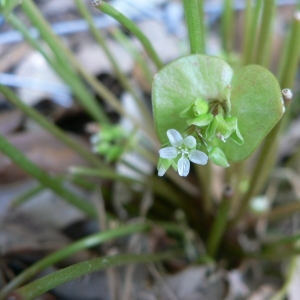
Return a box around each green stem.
[269,257,298,300]
[242,0,253,65]
[12,251,181,300]
[221,0,234,54]
[195,163,212,214]
[0,85,102,167]
[0,223,150,299]
[8,10,158,147]
[244,0,263,65]
[0,134,96,218]
[111,27,153,85]
[10,184,45,207]
[92,0,163,70]
[232,122,279,225]
[183,0,205,54]
[254,0,276,67]
[8,13,107,123]
[278,12,300,88]
[70,166,185,207]
[206,185,233,258]
[266,201,300,222]
[74,0,153,127]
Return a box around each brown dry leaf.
[0,130,90,184]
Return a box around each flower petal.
[183,136,196,148]
[157,158,172,177]
[189,150,208,165]
[159,147,178,159]
[178,157,190,177]
[167,129,183,147]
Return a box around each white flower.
[158,129,208,177]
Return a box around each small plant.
[0,0,299,299]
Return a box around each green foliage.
[153,54,284,168]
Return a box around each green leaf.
[153,54,284,162]
[193,98,209,116]
[218,65,284,161]
[208,147,230,167]
[153,55,233,145]
[187,113,213,127]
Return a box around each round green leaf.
[153,54,233,146]
[152,54,284,162]
[217,65,284,161]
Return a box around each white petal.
[158,167,167,177]
[183,136,196,148]
[189,150,208,165]
[167,129,183,147]
[159,147,178,159]
[178,157,190,177]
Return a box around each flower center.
[178,146,189,157]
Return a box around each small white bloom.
[158,129,208,177]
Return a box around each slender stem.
[195,163,212,214]
[0,134,96,218]
[12,251,182,300]
[242,0,253,65]
[70,166,185,207]
[266,201,300,222]
[74,0,153,127]
[9,10,158,147]
[7,13,108,123]
[92,0,163,70]
[269,257,298,300]
[10,184,45,207]
[244,0,263,65]
[278,12,300,88]
[232,122,279,225]
[221,0,234,54]
[206,185,233,258]
[111,27,153,85]
[0,223,150,299]
[254,0,276,67]
[0,85,102,167]
[183,0,205,54]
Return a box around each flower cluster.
[157,98,244,177]
[158,129,208,177]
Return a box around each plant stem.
[10,184,45,207]
[70,166,185,207]
[92,0,163,70]
[183,0,205,54]
[7,13,107,123]
[206,185,233,258]
[11,251,181,300]
[244,0,263,65]
[278,12,300,88]
[0,134,96,218]
[242,0,253,65]
[269,257,298,300]
[9,9,158,146]
[232,122,279,225]
[0,223,150,299]
[221,0,234,54]
[111,27,153,85]
[74,0,153,128]
[0,85,102,167]
[21,0,111,123]
[254,0,276,67]
[266,201,300,222]
[195,163,212,214]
